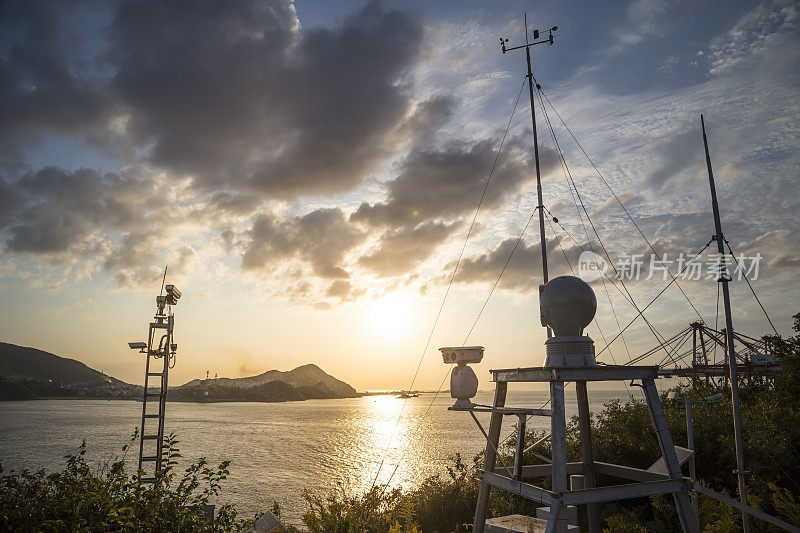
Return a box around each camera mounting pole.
[128,271,182,482]
[501,14,558,338]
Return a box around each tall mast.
[701,114,750,532]
[502,15,558,337]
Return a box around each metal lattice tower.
[128,279,182,482]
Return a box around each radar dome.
[540,275,596,337]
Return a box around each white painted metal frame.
[469,365,700,533]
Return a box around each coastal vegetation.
[2,314,799,531]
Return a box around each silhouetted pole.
[502,15,557,338]
[701,114,750,532]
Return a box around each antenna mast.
[701,115,750,532]
[501,15,558,337]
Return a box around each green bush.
[0,431,259,532]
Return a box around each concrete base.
[486,514,548,533]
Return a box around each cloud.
[351,135,550,228]
[2,0,431,202]
[590,191,642,216]
[348,134,558,279]
[734,229,800,273]
[3,166,141,255]
[111,243,196,289]
[707,0,799,76]
[358,220,459,277]
[0,164,205,288]
[325,279,365,302]
[242,207,365,279]
[609,0,667,52]
[451,235,583,292]
[0,1,114,169]
[107,0,425,199]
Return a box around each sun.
[366,293,412,340]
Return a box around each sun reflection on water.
[351,394,417,493]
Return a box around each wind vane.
[500,14,558,337]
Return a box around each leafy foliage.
[0,430,257,532]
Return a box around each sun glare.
[366,294,412,340]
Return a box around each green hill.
[181,363,358,397]
[0,342,124,386]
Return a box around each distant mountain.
[170,380,344,402]
[0,341,359,403]
[0,342,125,386]
[181,363,358,397]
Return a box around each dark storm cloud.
[242,208,365,279]
[107,0,425,198]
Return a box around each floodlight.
[129,342,147,350]
[165,285,181,300]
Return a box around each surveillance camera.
[128,342,146,350]
[440,346,483,409]
[165,285,181,299]
[440,346,484,365]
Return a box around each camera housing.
[440,346,484,408]
[440,346,485,365]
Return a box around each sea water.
[0,388,637,524]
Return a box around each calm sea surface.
[0,388,636,524]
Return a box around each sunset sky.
[0,0,798,391]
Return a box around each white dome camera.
[540,275,596,337]
[440,346,484,408]
[540,276,598,367]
